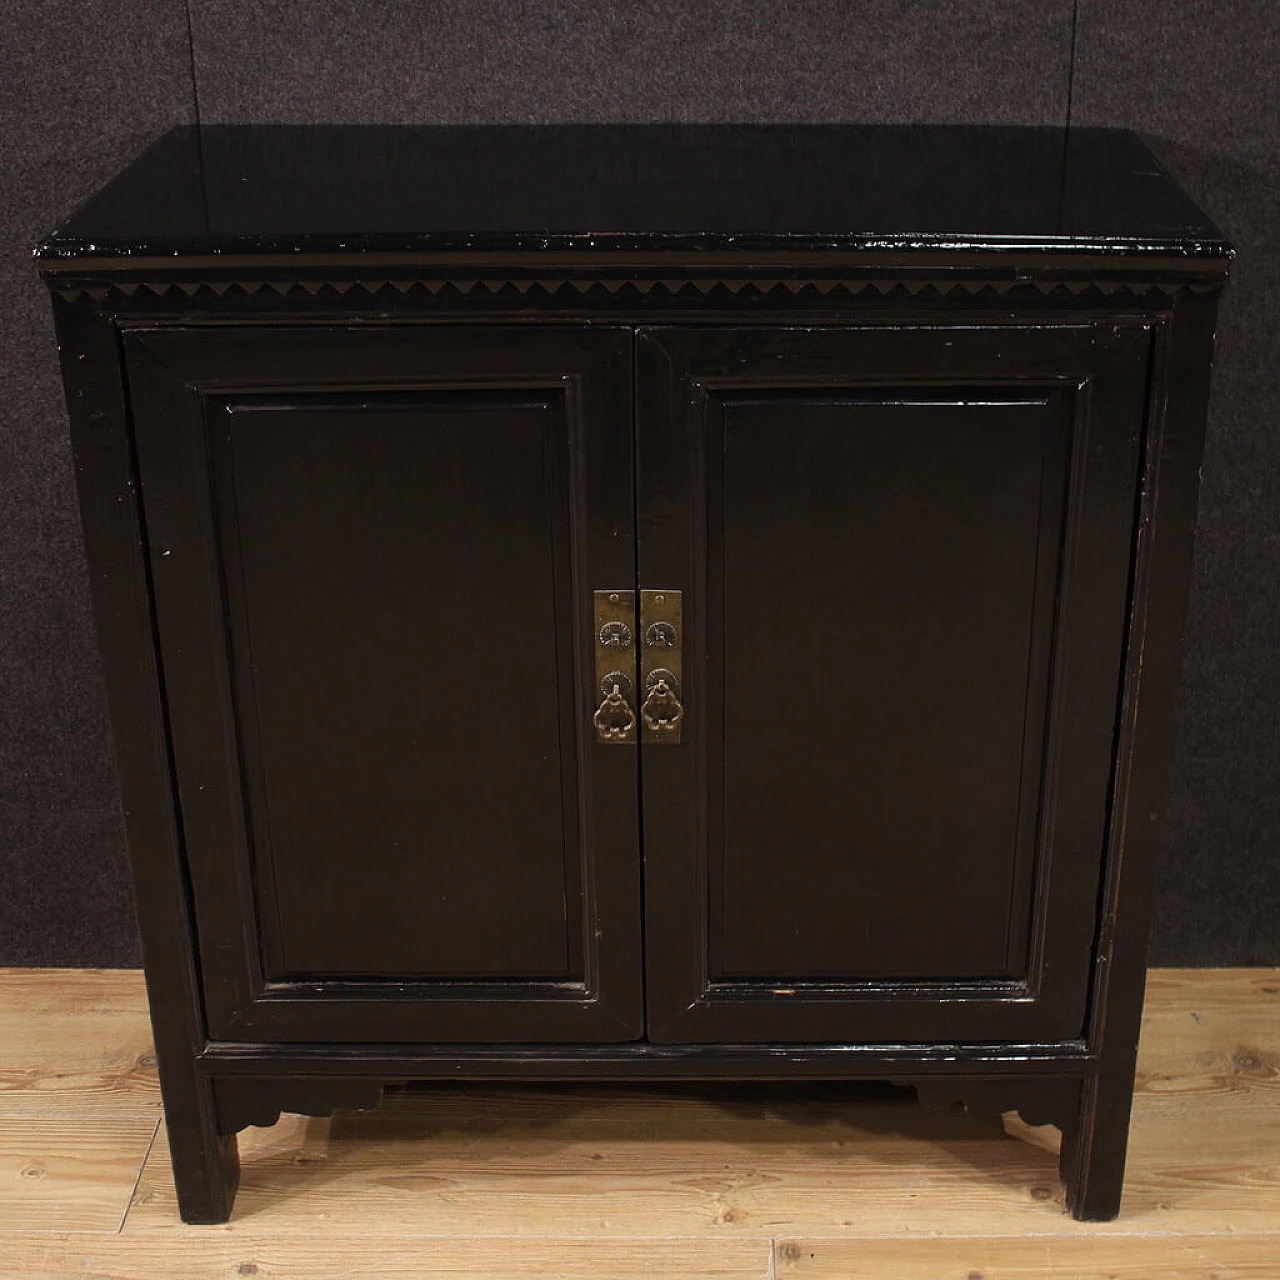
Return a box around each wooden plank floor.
[0,969,1276,1278]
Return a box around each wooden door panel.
[637,323,1152,1044]
[713,391,1064,982]
[125,326,640,1043]
[213,393,579,982]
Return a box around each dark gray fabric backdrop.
[1,1,1274,966]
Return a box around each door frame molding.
[122,324,643,1044]
[635,321,1154,1043]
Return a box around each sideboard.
[37,124,1231,1221]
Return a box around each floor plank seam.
[769,1228,1280,1241]
[83,1229,1280,1241]
[118,1119,160,1234]
[0,1110,162,1119]
[0,1229,169,1237]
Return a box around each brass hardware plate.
[593,684,636,741]
[640,590,683,744]
[601,670,634,701]
[645,666,679,693]
[599,620,633,648]
[645,621,677,649]
[641,673,684,735]
[592,591,636,744]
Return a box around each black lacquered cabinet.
[38,124,1230,1222]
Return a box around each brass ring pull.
[641,677,684,733]
[593,683,636,741]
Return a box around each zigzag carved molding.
[55,275,1211,304]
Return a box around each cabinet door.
[637,323,1151,1043]
[125,326,640,1043]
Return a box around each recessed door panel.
[638,324,1151,1043]
[125,326,640,1043]
[213,393,579,982]
[714,391,1064,982]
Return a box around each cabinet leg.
[1059,1073,1133,1222]
[162,1089,241,1224]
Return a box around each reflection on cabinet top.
[37,124,1230,267]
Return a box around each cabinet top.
[37,124,1229,271]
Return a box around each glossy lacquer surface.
[637,323,1150,1044]
[40,122,1229,1225]
[38,124,1226,262]
[121,325,642,1045]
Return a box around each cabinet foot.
[1058,1075,1131,1222]
[165,1100,241,1224]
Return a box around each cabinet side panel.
[48,294,239,1220]
[1063,292,1225,1219]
